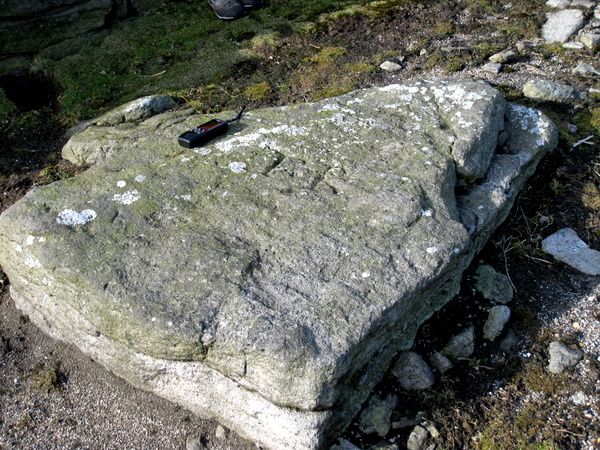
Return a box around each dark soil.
[1,0,600,449]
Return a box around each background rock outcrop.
[0,0,166,56]
[0,79,557,449]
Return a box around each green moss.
[306,46,347,64]
[244,81,273,100]
[0,89,17,119]
[30,360,62,392]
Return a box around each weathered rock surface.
[523,79,588,104]
[0,0,167,55]
[542,9,586,43]
[0,79,557,450]
[542,227,600,275]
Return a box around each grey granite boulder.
[0,79,557,450]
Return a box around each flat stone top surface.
[0,79,555,413]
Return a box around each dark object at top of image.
[208,0,266,20]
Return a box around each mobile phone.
[178,119,229,148]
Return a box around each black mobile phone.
[178,119,229,148]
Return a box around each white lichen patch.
[228,162,247,173]
[117,180,127,188]
[509,104,554,146]
[421,209,433,217]
[426,247,438,254]
[24,254,41,268]
[113,190,140,205]
[135,175,146,183]
[56,209,97,226]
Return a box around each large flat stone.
[0,79,557,449]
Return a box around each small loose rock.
[406,425,429,450]
[442,326,475,359]
[482,62,503,74]
[488,49,518,64]
[429,351,454,374]
[541,228,600,275]
[547,341,584,374]
[358,393,398,436]
[475,264,513,304]
[393,352,435,390]
[523,79,587,103]
[380,61,402,72]
[483,305,511,341]
[542,9,586,43]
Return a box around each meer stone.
[0,79,557,450]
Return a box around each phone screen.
[199,119,224,130]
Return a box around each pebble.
[578,33,600,50]
[488,49,518,64]
[547,341,584,374]
[442,326,475,359]
[380,61,403,72]
[546,0,571,7]
[215,424,227,439]
[482,62,503,74]
[483,305,511,341]
[572,62,600,76]
[475,264,513,304]
[541,228,600,275]
[393,351,435,390]
[406,425,429,450]
[185,435,206,450]
[358,393,399,436]
[429,351,454,373]
[571,0,595,8]
[563,41,586,49]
